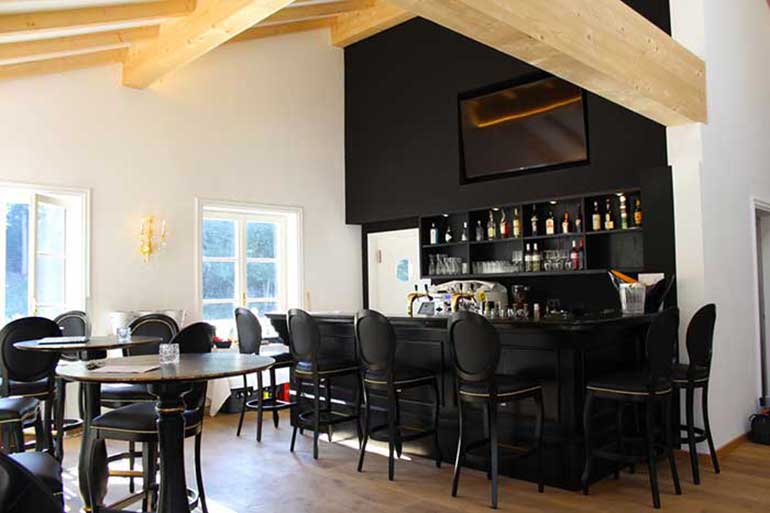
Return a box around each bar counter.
[267,311,655,490]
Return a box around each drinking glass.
[116,327,131,342]
[159,343,180,364]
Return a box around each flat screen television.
[459,75,588,182]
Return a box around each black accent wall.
[344,3,671,225]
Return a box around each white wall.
[669,0,770,448]
[0,28,362,336]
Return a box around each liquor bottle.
[430,223,438,244]
[487,210,497,240]
[579,240,585,270]
[570,240,580,270]
[619,194,628,230]
[545,210,555,235]
[524,243,532,272]
[530,206,539,236]
[604,198,615,230]
[532,243,542,272]
[634,198,643,226]
[512,207,521,238]
[575,205,583,233]
[499,210,509,239]
[445,223,453,243]
[475,220,484,241]
[562,211,570,234]
[592,201,601,231]
[461,222,469,242]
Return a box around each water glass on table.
[159,342,180,364]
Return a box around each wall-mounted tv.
[459,75,589,183]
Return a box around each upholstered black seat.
[0,451,63,513]
[92,402,202,438]
[586,370,672,397]
[267,351,294,364]
[0,396,39,422]
[0,378,50,398]
[9,452,63,497]
[295,358,359,376]
[100,383,153,403]
[364,366,434,387]
[458,375,542,399]
[672,363,709,384]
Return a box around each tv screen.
[459,76,588,182]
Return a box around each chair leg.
[129,441,136,493]
[256,373,264,442]
[664,395,682,495]
[615,402,624,479]
[141,443,154,512]
[581,390,595,495]
[534,390,545,493]
[43,394,53,453]
[312,378,321,460]
[394,389,403,458]
[325,378,333,443]
[483,404,491,480]
[195,434,209,513]
[489,399,499,509]
[33,410,45,452]
[451,395,464,498]
[54,378,65,461]
[236,374,248,437]
[685,384,700,484]
[11,422,24,453]
[290,375,300,453]
[357,385,370,473]
[354,374,363,449]
[645,398,662,509]
[270,367,280,429]
[387,386,397,481]
[702,383,720,474]
[432,378,442,468]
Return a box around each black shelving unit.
[419,189,644,279]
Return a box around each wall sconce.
[138,215,166,263]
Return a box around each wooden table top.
[14,335,162,352]
[56,353,275,383]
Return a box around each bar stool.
[354,309,442,480]
[234,307,295,441]
[287,309,362,460]
[673,303,718,484]
[582,307,681,509]
[448,311,544,509]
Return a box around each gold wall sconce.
[138,215,167,263]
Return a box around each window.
[0,184,89,324]
[197,201,302,338]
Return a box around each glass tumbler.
[159,343,180,364]
[116,327,131,342]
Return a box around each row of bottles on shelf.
[523,240,585,272]
[427,194,642,245]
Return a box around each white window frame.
[194,198,303,333]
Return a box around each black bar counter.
[267,311,654,490]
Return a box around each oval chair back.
[0,317,61,395]
[234,308,262,355]
[645,307,679,392]
[54,310,92,361]
[354,309,396,378]
[685,304,716,372]
[125,313,179,356]
[448,311,501,385]
[287,309,321,368]
[0,452,63,513]
[172,322,214,411]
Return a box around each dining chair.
[0,451,63,513]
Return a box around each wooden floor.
[59,411,770,512]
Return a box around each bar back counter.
[267,311,654,490]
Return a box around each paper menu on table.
[91,365,160,374]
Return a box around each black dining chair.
[0,317,61,453]
[355,309,442,480]
[234,307,294,440]
[673,303,718,484]
[582,307,681,509]
[86,322,214,513]
[448,311,544,509]
[0,451,64,513]
[0,395,43,452]
[287,309,362,460]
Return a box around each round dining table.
[58,353,275,513]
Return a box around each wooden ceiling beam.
[0,25,158,64]
[388,0,706,126]
[263,0,373,24]
[0,0,194,36]
[228,17,331,43]
[122,0,295,88]
[0,47,125,81]
[331,0,414,47]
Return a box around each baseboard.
[675,432,749,465]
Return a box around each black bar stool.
[582,307,681,509]
[287,309,362,460]
[448,311,544,509]
[354,309,442,480]
[234,307,295,441]
[673,303,718,484]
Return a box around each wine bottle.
[570,240,580,270]
[604,198,614,230]
[562,211,570,234]
[576,205,583,232]
[430,223,438,244]
[445,224,453,243]
[532,243,542,272]
[545,210,555,235]
[592,201,601,231]
[461,222,469,241]
[634,198,643,226]
[499,210,509,239]
[475,220,484,241]
[530,206,539,236]
[619,194,628,230]
[487,210,497,240]
[525,243,532,272]
[512,207,521,238]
